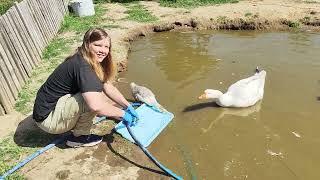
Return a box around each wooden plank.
[0,102,5,115]
[56,0,67,15]
[49,0,61,33]
[60,0,69,14]
[0,41,21,93]
[2,13,33,75]
[46,0,59,34]
[0,17,28,83]
[55,0,67,31]
[51,0,64,32]
[9,6,40,65]
[0,26,25,87]
[55,0,66,27]
[2,12,34,72]
[17,0,46,52]
[0,43,19,99]
[14,2,42,62]
[27,0,50,44]
[47,0,61,34]
[7,8,37,68]
[35,0,52,37]
[35,0,55,40]
[0,77,14,114]
[0,62,15,108]
[28,0,51,43]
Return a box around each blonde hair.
[77,28,115,82]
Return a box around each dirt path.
[1,0,319,179]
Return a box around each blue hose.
[1,102,181,179]
[124,102,182,179]
[0,135,68,180]
[124,122,183,180]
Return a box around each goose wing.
[226,71,266,106]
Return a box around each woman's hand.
[125,105,139,119]
[122,110,136,127]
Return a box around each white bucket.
[70,0,95,17]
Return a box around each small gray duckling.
[130,82,167,113]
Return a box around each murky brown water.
[118,31,320,180]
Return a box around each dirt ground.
[1,0,320,179]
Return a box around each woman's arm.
[103,82,130,108]
[82,91,125,118]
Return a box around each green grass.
[288,21,300,28]
[60,4,107,34]
[159,0,239,8]
[42,38,73,60]
[302,0,320,3]
[245,12,252,17]
[14,85,36,114]
[300,16,311,25]
[216,15,228,23]
[15,37,74,114]
[0,136,35,179]
[0,0,22,15]
[125,4,158,22]
[94,0,137,3]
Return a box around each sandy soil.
[1,0,319,179]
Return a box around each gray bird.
[130,82,167,113]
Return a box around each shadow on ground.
[12,114,170,179]
[103,129,168,177]
[13,115,65,148]
[182,102,219,112]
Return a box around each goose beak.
[198,93,207,100]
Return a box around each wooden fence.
[0,0,69,115]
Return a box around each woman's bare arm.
[82,91,125,118]
[103,82,130,108]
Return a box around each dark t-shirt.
[33,53,103,122]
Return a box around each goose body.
[130,82,166,112]
[199,69,266,108]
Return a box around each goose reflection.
[201,102,262,133]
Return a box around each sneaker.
[66,134,102,147]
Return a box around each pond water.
[117,30,320,180]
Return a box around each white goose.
[198,68,266,108]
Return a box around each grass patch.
[288,21,300,28]
[300,16,311,24]
[94,0,138,3]
[14,84,36,114]
[60,4,107,34]
[245,12,252,17]
[125,4,158,22]
[15,37,74,114]
[0,135,35,179]
[159,0,239,8]
[102,24,121,29]
[0,0,22,15]
[42,38,73,60]
[216,15,228,23]
[302,0,320,3]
